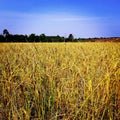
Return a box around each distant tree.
[56,35,64,42]
[34,35,40,42]
[3,29,9,37]
[29,33,36,42]
[24,35,28,42]
[68,34,74,42]
[7,34,14,42]
[13,34,27,42]
[40,34,47,42]
[0,35,5,42]
[3,29,10,42]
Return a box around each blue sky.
[0,0,120,38]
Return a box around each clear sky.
[0,0,120,38]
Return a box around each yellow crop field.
[0,43,120,120]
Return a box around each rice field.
[0,43,120,120]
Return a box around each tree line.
[1,29,120,42]
[0,29,77,42]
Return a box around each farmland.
[0,43,120,120]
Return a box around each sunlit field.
[0,43,120,120]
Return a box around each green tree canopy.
[3,29,9,37]
[68,34,74,42]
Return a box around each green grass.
[0,43,120,120]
